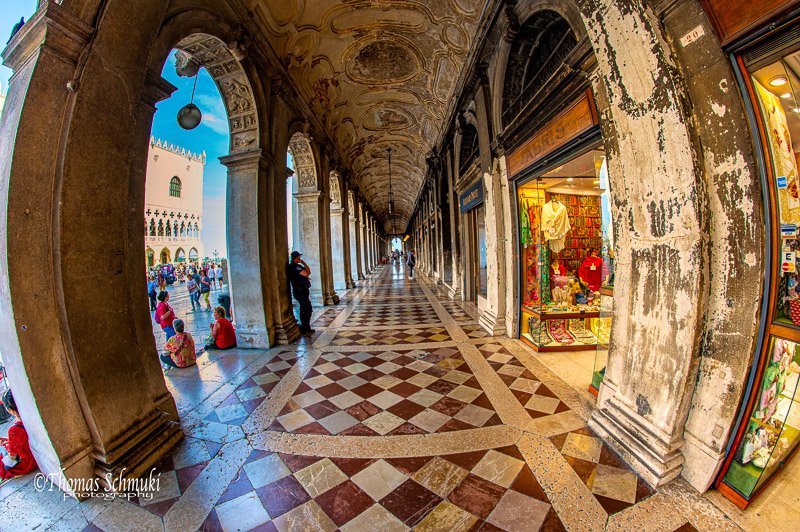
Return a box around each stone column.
[349,191,364,281]
[329,170,348,292]
[295,190,325,301]
[220,149,275,348]
[0,3,182,494]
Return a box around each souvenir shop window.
[721,336,800,498]
[750,57,800,329]
[517,148,613,353]
[477,204,488,298]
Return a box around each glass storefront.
[718,31,800,505]
[517,146,613,359]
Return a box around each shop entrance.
[516,144,614,398]
[460,178,487,303]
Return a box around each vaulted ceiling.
[248,0,486,231]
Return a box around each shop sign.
[782,223,797,237]
[459,181,484,212]
[783,251,796,273]
[700,0,800,45]
[507,90,599,178]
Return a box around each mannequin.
[541,199,571,252]
[578,248,608,292]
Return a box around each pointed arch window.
[157,220,164,236]
[169,176,182,198]
[149,219,156,236]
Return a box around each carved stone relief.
[174,34,259,154]
[330,171,342,208]
[289,134,318,190]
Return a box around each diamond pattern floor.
[4,264,736,531]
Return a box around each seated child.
[0,390,37,479]
[161,319,198,369]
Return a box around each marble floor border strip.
[249,425,522,457]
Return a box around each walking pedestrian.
[147,276,158,311]
[286,251,314,335]
[215,263,223,289]
[157,270,166,293]
[200,269,212,310]
[209,264,217,290]
[407,249,416,279]
[186,274,199,312]
[155,291,176,341]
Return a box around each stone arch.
[160,248,171,264]
[288,132,319,191]
[0,1,276,493]
[175,248,185,262]
[189,247,199,260]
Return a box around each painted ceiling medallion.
[348,40,419,84]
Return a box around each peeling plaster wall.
[658,0,763,490]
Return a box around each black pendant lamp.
[177,73,202,130]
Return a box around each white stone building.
[144,136,205,267]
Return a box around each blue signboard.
[459,181,484,212]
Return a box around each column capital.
[219,148,272,170]
[3,2,92,74]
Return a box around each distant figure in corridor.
[407,249,416,279]
[215,263,223,289]
[0,390,37,480]
[205,306,237,350]
[161,319,198,369]
[155,291,176,341]
[287,251,315,335]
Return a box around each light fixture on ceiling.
[770,76,789,87]
[566,177,574,182]
[387,147,395,216]
[792,107,800,113]
[593,180,600,184]
[177,73,202,130]
[782,92,793,99]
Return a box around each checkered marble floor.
[8,265,737,531]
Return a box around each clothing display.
[541,200,571,252]
[547,319,575,344]
[578,255,607,292]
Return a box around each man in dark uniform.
[287,251,314,335]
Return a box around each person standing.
[209,264,217,290]
[215,263,223,289]
[157,270,166,293]
[406,249,416,279]
[200,269,212,310]
[186,274,199,312]
[287,251,314,335]
[155,291,177,341]
[147,276,158,311]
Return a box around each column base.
[94,410,184,492]
[478,308,506,337]
[448,283,462,300]
[357,273,366,280]
[324,291,340,305]
[588,390,685,488]
[235,328,271,349]
[346,280,356,289]
[274,317,302,345]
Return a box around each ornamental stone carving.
[330,171,342,208]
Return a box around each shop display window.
[722,337,800,498]
[592,154,614,393]
[517,148,613,353]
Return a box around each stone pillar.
[582,0,710,488]
[0,3,182,495]
[359,205,369,274]
[295,190,325,301]
[319,154,339,306]
[329,171,348,292]
[349,191,364,281]
[220,149,275,348]
[366,217,374,271]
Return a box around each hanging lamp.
[177,73,202,130]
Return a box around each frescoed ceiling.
[248,0,485,230]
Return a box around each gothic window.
[169,176,182,198]
[459,126,479,176]
[149,219,156,236]
[165,221,172,237]
[502,11,578,127]
[180,222,186,237]
[189,247,199,260]
[194,223,199,238]
[173,222,179,236]
[157,220,164,236]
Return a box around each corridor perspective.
[0,265,733,530]
[3,0,800,530]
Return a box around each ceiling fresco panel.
[249,0,484,230]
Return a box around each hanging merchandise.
[541,199,571,252]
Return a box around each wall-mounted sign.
[782,223,797,237]
[459,180,484,212]
[778,176,788,189]
[700,0,800,45]
[680,25,706,47]
[782,251,796,274]
[507,90,599,178]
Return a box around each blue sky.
[0,2,230,258]
[153,51,230,258]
